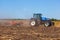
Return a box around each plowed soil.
[0,20,60,40]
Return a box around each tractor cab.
[33,13,42,20]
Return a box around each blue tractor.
[30,13,54,27]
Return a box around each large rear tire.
[30,20,36,26]
[30,18,38,27]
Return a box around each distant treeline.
[50,18,60,21]
[1,18,60,21]
[0,18,29,20]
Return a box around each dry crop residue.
[0,25,60,40]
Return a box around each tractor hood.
[41,17,50,21]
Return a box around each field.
[53,21,60,27]
[0,20,60,40]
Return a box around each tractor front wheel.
[44,22,50,27]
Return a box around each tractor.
[30,13,54,27]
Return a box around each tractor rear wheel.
[30,18,38,27]
[30,20,36,26]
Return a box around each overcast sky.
[0,0,60,19]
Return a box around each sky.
[0,0,60,19]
